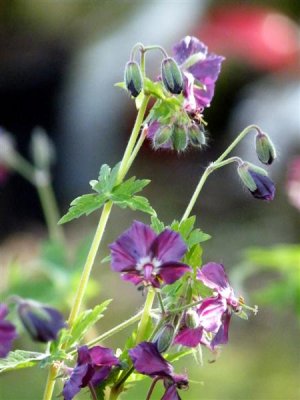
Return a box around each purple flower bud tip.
[109,221,191,288]
[0,303,17,358]
[17,300,66,343]
[248,170,275,201]
[63,345,119,400]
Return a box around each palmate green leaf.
[151,215,165,233]
[184,243,203,269]
[113,195,156,216]
[170,216,211,247]
[113,177,150,197]
[0,350,47,374]
[65,300,112,348]
[144,78,166,99]
[58,193,107,224]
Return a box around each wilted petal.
[0,304,17,358]
[129,342,173,378]
[173,36,207,65]
[174,326,203,348]
[63,363,91,400]
[198,297,227,333]
[151,229,187,263]
[159,262,191,284]
[110,221,156,272]
[211,310,231,349]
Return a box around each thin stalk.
[69,310,143,355]
[135,288,156,344]
[35,174,64,243]
[181,125,260,221]
[43,94,151,400]
[156,291,165,315]
[146,377,161,400]
[43,364,59,400]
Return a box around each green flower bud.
[185,309,200,329]
[255,132,276,165]
[153,324,175,353]
[161,57,183,95]
[153,125,173,148]
[188,123,206,147]
[124,61,143,97]
[30,127,56,170]
[172,124,188,151]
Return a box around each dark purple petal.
[150,229,187,263]
[121,272,144,286]
[159,262,191,285]
[173,36,207,65]
[110,221,156,272]
[174,326,203,348]
[197,263,230,293]
[129,342,173,378]
[63,363,91,400]
[0,304,17,358]
[248,170,275,201]
[90,366,112,387]
[89,346,119,367]
[198,297,227,333]
[18,302,66,343]
[211,310,231,349]
[162,383,181,400]
[77,345,92,365]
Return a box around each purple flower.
[63,345,119,400]
[0,304,17,358]
[173,36,225,112]
[17,299,66,342]
[176,263,240,349]
[109,221,191,288]
[129,342,188,400]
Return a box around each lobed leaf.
[0,351,47,374]
[58,194,107,224]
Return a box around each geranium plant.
[0,36,276,400]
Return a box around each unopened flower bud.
[172,124,188,151]
[237,162,275,201]
[30,127,56,170]
[161,57,183,95]
[153,324,175,353]
[185,309,200,329]
[255,131,276,165]
[17,299,66,342]
[188,123,206,147]
[153,125,173,148]
[124,61,143,97]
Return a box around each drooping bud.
[188,123,206,147]
[161,57,183,95]
[255,131,276,165]
[153,323,175,353]
[17,299,66,342]
[185,309,200,329]
[172,124,188,151]
[153,125,173,148]
[30,127,56,170]
[124,61,143,97]
[237,162,275,201]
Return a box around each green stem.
[168,298,203,314]
[43,94,150,400]
[69,309,143,355]
[117,95,150,184]
[181,125,260,221]
[35,173,64,243]
[135,288,156,344]
[156,291,165,315]
[43,364,59,400]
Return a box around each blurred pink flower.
[286,157,300,211]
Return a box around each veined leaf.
[0,351,47,374]
[113,177,150,197]
[58,193,107,224]
[113,195,156,216]
[151,216,165,233]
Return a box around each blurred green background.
[0,0,299,399]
